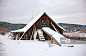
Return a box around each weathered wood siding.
[13,13,63,40]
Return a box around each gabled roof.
[11,12,66,33]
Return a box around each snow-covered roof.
[42,27,65,46]
[49,18,66,31]
[11,12,44,33]
[11,12,66,33]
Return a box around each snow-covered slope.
[42,27,65,46]
[0,34,86,56]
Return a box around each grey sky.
[0,0,86,25]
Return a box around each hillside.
[0,21,86,31]
[0,21,26,31]
[58,23,86,31]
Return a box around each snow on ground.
[0,34,86,56]
[64,32,86,37]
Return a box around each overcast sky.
[0,0,86,25]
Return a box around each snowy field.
[0,34,86,56]
[63,32,86,37]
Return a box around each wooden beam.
[51,36,61,46]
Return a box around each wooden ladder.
[37,29,45,41]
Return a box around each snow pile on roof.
[42,27,65,44]
[11,12,66,33]
[11,12,44,33]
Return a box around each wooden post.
[18,33,20,40]
[27,33,28,40]
[14,33,16,40]
[16,34,18,40]
[29,31,30,40]
[26,33,28,40]
[51,38,53,43]
[24,33,25,40]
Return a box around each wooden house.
[11,12,65,41]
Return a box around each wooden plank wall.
[13,13,63,40]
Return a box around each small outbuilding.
[11,12,66,46]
